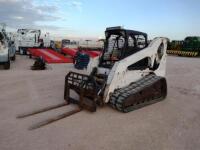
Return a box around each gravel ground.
[0,55,200,150]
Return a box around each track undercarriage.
[110,74,167,112]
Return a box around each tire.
[4,60,10,70]
[10,54,16,61]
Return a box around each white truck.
[0,24,16,69]
[15,29,50,55]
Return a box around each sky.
[0,0,200,40]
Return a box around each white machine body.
[87,36,167,103]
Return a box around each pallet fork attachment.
[17,70,105,130]
[64,71,105,112]
[17,102,68,118]
[28,108,82,130]
[17,102,81,130]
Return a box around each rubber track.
[109,74,166,113]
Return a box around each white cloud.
[0,0,85,38]
[71,1,83,12]
[12,16,24,20]
[0,0,59,28]
[0,0,19,2]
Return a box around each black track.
[109,74,167,113]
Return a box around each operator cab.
[99,26,148,68]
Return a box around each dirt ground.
[0,55,200,150]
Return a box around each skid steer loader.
[64,26,167,112]
[17,27,167,130]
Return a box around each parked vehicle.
[14,29,50,55]
[0,23,16,69]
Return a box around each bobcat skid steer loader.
[64,26,167,113]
